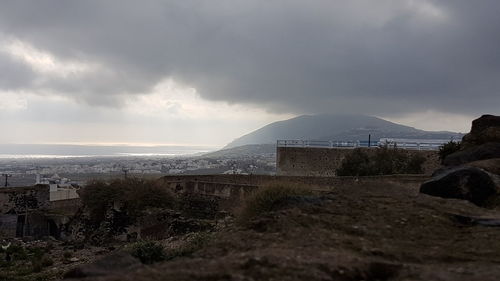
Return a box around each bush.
[62,251,72,260]
[31,256,53,273]
[40,256,54,267]
[438,140,461,163]
[336,146,426,176]
[129,241,166,264]
[81,178,176,224]
[237,183,313,224]
[336,149,371,176]
[165,232,212,260]
[5,244,27,261]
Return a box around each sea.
[0,144,217,159]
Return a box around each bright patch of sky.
[0,82,293,147]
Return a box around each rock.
[63,251,142,279]
[461,115,500,148]
[443,142,500,166]
[420,167,500,206]
[452,214,500,227]
[466,158,500,175]
[470,114,500,135]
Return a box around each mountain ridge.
[224,114,463,149]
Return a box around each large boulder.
[420,167,500,207]
[443,142,500,166]
[466,158,500,175]
[461,115,500,148]
[470,114,500,134]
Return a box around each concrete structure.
[0,185,51,237]
[36,173,80,201]
[276,146,440,177]
[0,184,80,238]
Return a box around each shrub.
[6,244,27,261]
[405,154,426,174]
[336,149,371,176]
[237,183,313,224]
[31,256,53,273]
[62,251,72,260]
[336,146,426,176]
[40,256,54,267]
[129,241,166,264]
[27,247,45,259]
[31,260,43,273]
[438,140,461,163]
[81,178,176,224]
[165,232,212,260]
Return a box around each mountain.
[224,114,463,148]
[202,144,276,158]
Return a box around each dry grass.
[236,182,315,225]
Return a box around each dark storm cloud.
[0,0,499,115]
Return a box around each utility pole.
[23,199,28,237]
[2,174,12,187]
[122,168,129,179]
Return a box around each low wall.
[159,174,430,211]
[49,198,82,215]
[50,188,79,201]
[159,174,429,188]
[276,147,440,177]
[161,180,259,210]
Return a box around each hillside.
[202,144,275,158]
[69,179,500,281]
[225,114,462,148]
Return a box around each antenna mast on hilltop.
[2,174,12,187]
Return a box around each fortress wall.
[276,147,441,177]
[158,173,430,212]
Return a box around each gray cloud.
[0,52,36,90]
[0,0,499,115]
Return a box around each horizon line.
[0,142,222,148]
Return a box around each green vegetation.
[336,146,426,176]
[165,232,212,260]
[81,178,176,224]
[129,240,166,264]
[62,251,72,260]
[128,232,213,264]
[0,244,57,281]
[438,140,461,163]
[237,183,313,224]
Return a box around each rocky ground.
[63,180,500,281]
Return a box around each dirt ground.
[77,180,500,281]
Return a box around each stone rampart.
[158,174,430,211]
[276,147,440,177]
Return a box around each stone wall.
[276,147,440,177]
[158,174,430,212]
[0,184,50,214]
[160,180,259,211]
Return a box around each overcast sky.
[0,0,498,146]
